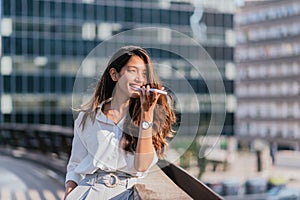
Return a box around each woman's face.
[115,55,148,98]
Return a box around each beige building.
[235,0,300,150]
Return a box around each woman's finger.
[146,85,150,97]
[141,86,146,96]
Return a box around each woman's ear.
[109,68,119,82]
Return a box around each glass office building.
[0,0,234,136]
[235,0,300,149]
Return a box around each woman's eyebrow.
[127,65,138,68]
[127,65,146,71]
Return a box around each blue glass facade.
[0,0,234,135]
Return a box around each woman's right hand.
[64,180,77,200]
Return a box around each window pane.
[215,14,223,27]
[224,14,233,28]
[2,37,11,54]
[224,47,233,60]
[16,37,22,55]
[216,47,224,60]
[107,6,115,21]
[160,10,170,24]
[95,5,105,21]
[85,4,94,20]
[206,13,215,26]
[3,0,11,16]
[27,38,33,55]
[124,7,133,22]
[39,1,44,17]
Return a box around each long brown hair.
[79,46,176,159]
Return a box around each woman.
[64,46,176,199]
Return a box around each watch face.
[142,121,153,129]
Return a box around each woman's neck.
[103,94,130,124]
[111,96,129,114]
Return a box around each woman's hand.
[64,180,77,200]
[139,84,162,114]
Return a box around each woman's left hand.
[139,85,162,113]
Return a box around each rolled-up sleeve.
[148,148,159,169]
[134,148,158,177]
[65,121,87,184]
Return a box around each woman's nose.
[135,73,145,83]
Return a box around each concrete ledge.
[135,165,192,199]
[0,147,192,199]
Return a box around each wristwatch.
[141,121,153,130]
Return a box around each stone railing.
[0,123,223,200]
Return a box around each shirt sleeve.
[134,147,158,177]
[141,147,159,171]
[149,147,159,169]
[65,118,87,184]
